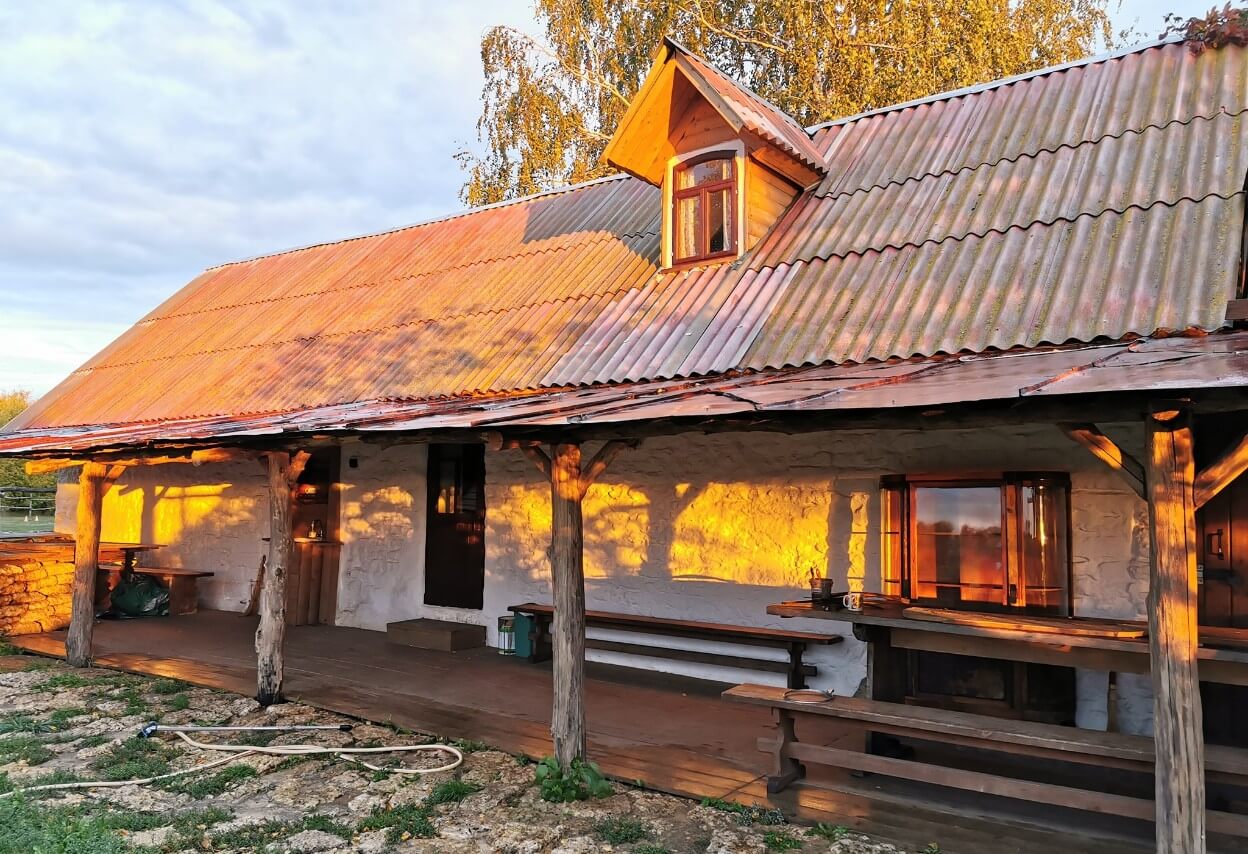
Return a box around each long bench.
[98,566,214,615]
[723,682,1248,838]
[508,602,840,688]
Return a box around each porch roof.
[4,38,1246,446]
[1,330,1245,457]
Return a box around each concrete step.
[386,618,486,652]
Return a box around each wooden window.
[880,474,1071,615]
[672,154,736,264]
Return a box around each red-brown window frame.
[671,152,738,265]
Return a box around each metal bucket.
[497,615,516,655]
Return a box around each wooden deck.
[7,611,1162,853]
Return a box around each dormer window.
[673,154,737,264]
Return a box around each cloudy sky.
[0,0,1215,397]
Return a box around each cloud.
[0,0,531,396]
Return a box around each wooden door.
[1197,419,1248,746]
[423,444,486,609]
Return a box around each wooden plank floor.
[8,612,1163,853]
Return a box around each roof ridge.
[206,173,634,272]
[148,225,660,323]
[817,106,1248,203]
[807,35,1185,132]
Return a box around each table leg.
[786,642,807,689]
[767,708,805,793]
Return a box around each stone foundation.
[0,558,74,636]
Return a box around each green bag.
[109,574,170,618]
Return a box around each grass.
[0,714,53,735]
[0,734,55,766]
[808,822,850,841]
[593,816,650,844]
[633,846,672,854]
[75,735,109,750]
[425,779,482,805]
[358,802,436,843]
[204,818,295,850]
[165,693,190,712]
[763,830,803,851]
[151,679,189,695]
[700,797,786,826]
[161,764,257,798]
[0,796,130,854]
[0,638,17,656]
[89,737,173,781]
[300,813,354,839]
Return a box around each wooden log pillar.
[550,443,586,767]
[255,450,308,706]
[66,462,109,667]
[1144,403,1205,853]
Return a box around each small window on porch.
[672,154,737,264]
[880,474,1071,615]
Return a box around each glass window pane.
[677,157,731,189]
[707,188,731,253]
[1019,481,1069,614]
[436,458,459,514]
[912,487,1003,606]
[676,195,701,259]
[880,485,904,596]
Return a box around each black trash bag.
[109,573,170,618]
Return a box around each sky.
[0,0,1220,398]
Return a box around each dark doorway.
[1197,416,1248,746]
[423,444,486,609]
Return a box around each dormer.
[605,39,826,269]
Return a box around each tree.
[0,391,53,489]
[459,0,1118,206]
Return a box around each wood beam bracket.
[1058,423,1146,500]
[1194,428,1248,510]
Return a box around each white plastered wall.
[53,423,1152,733]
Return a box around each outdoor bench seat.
[98,565,214,616]
[723,682,1248,838]
[507,602,840,688]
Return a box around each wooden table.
[767,601,1248,687]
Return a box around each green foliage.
[0,796,130,854]
[0,391,55,489]
[0,639,17,656]
[0,714,53,735]
[426,779,482,805]
[35,673,93,691]
[459,0,1118,205]
[166,693,190,712]
[633,846,673,854]
[89,737,172,781]
[700,797,785,826]
[358,802,437,843]
[74,735,108,750]
[763,830,803,851]
[169,806,233,837]
[151,679,189,696]
[449,738,489,753]
[0,734,55,765]
[43,708,88,731]
[204,818,294,850]
[809,822,849,841]
[922,845,942,854]
[299,813,354,839]
[593,816,650,844]
[534,756,613,802]
[161,764,256,798]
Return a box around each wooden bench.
[508,602,840,688]
[98,566,214,615]
[723,682,1248,838]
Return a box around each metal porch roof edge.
[2,332,1245,458]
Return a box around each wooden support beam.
[549,443,586,767]
[1144,402,1205,853]
[254,449,309,705]
[1193,429,1248,510]
[23,447,259,476]
[66,462,109,667]
[1059,423,1146,499]
[522,445,552,479]
[579,439,639,497]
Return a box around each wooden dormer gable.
[605,39,826,266]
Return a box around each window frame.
[881,472,1073,616]
[665,147,743,267]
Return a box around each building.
[3,34,1247,853]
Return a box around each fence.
[0,487,56,521]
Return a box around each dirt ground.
[0,647,925,853]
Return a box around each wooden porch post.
[550,443,586,767]
[66,462,109,667]
[1144,402,1205,853]
[256,450,308,706]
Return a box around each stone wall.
[0,558,74,636]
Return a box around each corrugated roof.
[5,39,1247,440]
[3,332,1246,457]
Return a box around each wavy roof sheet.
[7,39,1247,438]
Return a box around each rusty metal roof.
[5,39,1247,444]
[3,332,1246,457]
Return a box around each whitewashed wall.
[55,460,269,610]
[54,423,1152,732]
